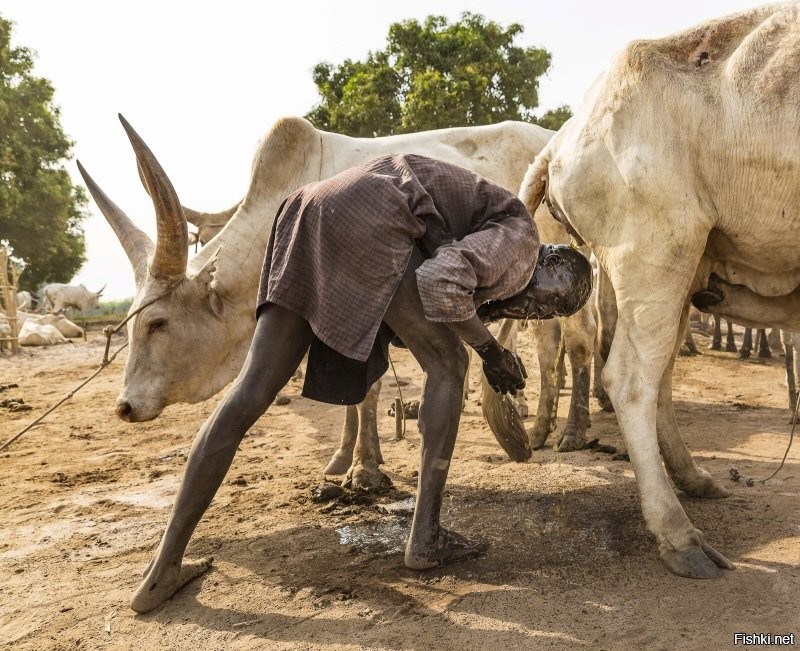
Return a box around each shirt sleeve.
[415,213,540,323]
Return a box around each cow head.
[85,284,105,312]
[78,115,251,422]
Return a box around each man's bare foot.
[404,528,488,570]
[130,558,213,614]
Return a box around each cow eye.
[148,318,168,334]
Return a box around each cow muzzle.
[115,396,163,422]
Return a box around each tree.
[532,104,572,131]
[306,13,572,137]
[0,16,87,291]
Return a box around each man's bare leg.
[383,255,484,568]
[130,305,313,613]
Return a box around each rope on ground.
[758,390,800,484]
[0,294,164,453]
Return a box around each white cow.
[13,311,84,338]
[80,116,597,487]
[520,3,800,579]
[42,283,104,313]
[18,320,68,346]
[16,290,33,311]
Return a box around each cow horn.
[77,160,154,286]
[119,114,188,282]
[96,284,106,295]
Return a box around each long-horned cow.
[79,115,596,487]
[520,3,800,579]
[42,283,104,313]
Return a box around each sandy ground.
[1,326,799,651]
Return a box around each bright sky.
[3,0,763,299]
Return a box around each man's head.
[479,244,593,322]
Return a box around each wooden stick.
[394,397,403,440]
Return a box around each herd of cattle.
[0,283,104,346]
[5,4,799,582]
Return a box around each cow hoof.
[513,400,529,419]
[679,468,730,499]
[661,542,734,579]
[404,528,488,570]
[528,426,550,450]
[344,464,391,491]
[323,450,353,476]
[556,429,586,452]
[594,389,614,412]
[130,557,213,614]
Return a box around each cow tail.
[518,146,551,217]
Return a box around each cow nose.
[116,401,133,422]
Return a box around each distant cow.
[42,283,104,313]
[13,311,84,338]
[18,320,68,346]
[16,290,33,311]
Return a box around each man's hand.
[482,347,527,395]
[444,314,526,394]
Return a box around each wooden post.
[394,397,403,440]
[0,246,20,354]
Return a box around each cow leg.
[501,320,528,418]
[528,319,563,449]
[600,244,734,580]
[346,379,391,490]
[709,316,722,350]
[680,327,699,356]
[739,327,753,359]
[657,303,728,499]
[757,328,772,358]
[382,253,482,569]
[325,380,387,487]
[783,331,797,412]
[593,265,615,411]
[323,405,358,475]
[725,320,737,352]
[768,328,782,354]
[556,303,596,452]
[740,326,753,358]
[793,333,800,413]
[130,304,314,613]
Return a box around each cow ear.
[193,246,224,318]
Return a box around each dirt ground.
[1,325,798,651]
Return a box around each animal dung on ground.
[387,400,419,418]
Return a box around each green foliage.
[97,297,132,316]
[532,104,572,131]
[0,16,87,291]
[306,13,570,136]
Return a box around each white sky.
[3,0,763,299]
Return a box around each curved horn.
[138,164,240,246]
[95,283,106,295]
[118,114,188,282]
[77,160,154,287]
